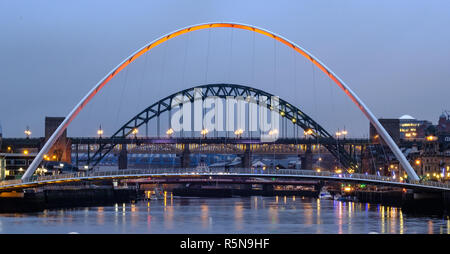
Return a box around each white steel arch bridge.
[3,168,450,193]
[22,22,420,181]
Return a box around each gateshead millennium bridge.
[4,22,449,201]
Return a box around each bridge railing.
[2,167,450,190]
[0,179,22,187]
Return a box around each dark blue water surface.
[0,196,449,234]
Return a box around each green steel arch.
[85,83,359,171]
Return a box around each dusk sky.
[1,0,449,138]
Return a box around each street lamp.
[24,126,31,138]
[303,128,313,137]
[335,131,342,139]
[268,129,278,137]
[97,125,103,138]
[166,128,174,137]
[200,128,209,138]
[426,135,437,141]
[341,129,348,139]
[132,128,139,137]
[234,128,244,138]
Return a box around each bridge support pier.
[262,184,274,196]
[301,144,313,170]
[118,145,128,170]
[314,181,324,192]
[240,145,251,168]
[180,145,191,168]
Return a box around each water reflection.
[234,202,243,230]
[447,217,450,234]
[316,198,321,225]
[252,196,258,210]
[201,204,209,229]
[122,203,126,231]
[97,207,104,225]
[147,214,151,230]
[303,202,313,225]
[400,211,404,234]
[348,202,353,234]
[316,199,321,233]
[337,201,343,234]
[268,205,279,226]
[131,203,138,227]
[163,191,167,207]
[164,206,174,229]
[0,197,449,234]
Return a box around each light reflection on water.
[0,196,449,234]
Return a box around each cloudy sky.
[0,0,449,138]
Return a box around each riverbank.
[0,188,138,213]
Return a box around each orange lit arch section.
[23,22,420,181]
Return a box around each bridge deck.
[1,168,449,192]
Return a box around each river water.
[0,196,449,234]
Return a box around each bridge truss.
[83,84,360,171]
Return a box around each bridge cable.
[293,49,300,167]
[204,30,216,138]
[379,141,391,177]
[248,31,256,166]
[97,51,122,167]
[226,29,234,140]
[83,74,96,164]
[272,37,277,169]
[109,66,130,168]
[368,143,378,176]
[205,29,212,85]
[180,33,191,139]
[137,47,150,138]
[311,62,322,171]
[114,67,129,133]
[227,29,234,84]
[327,72,337,172]
[159,38,170,139]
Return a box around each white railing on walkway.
[1,168,450,190]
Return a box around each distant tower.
[438,111,450,133]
